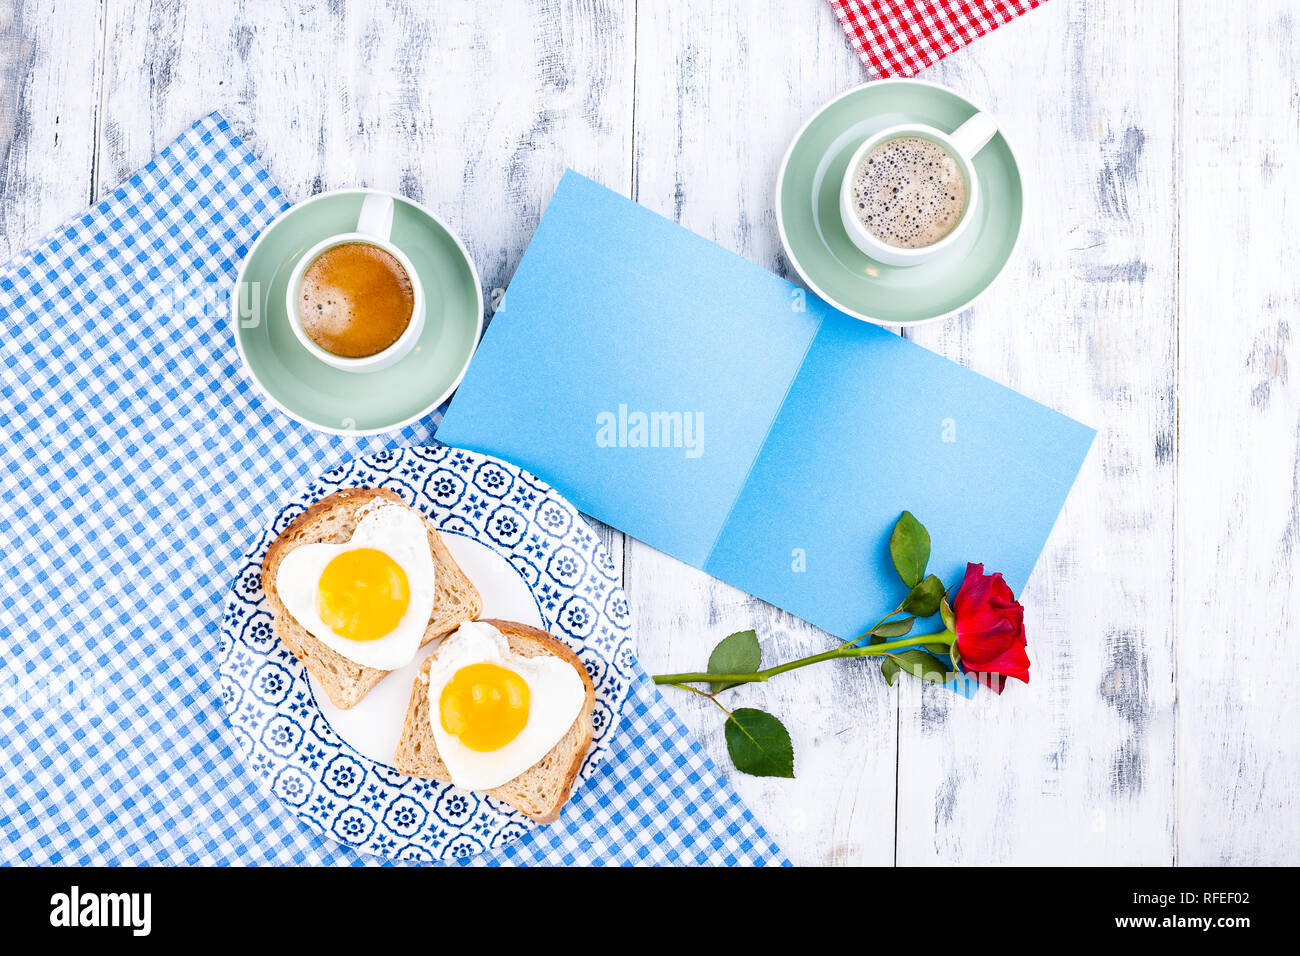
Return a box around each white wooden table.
[3,0,1296,866]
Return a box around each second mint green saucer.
[232,189,483,435]
[776,79,1024,326]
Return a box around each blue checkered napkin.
[0,112,787,866]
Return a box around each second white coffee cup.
[840,112,998,267]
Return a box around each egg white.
[276,500,437,671]
[426,621,587,791]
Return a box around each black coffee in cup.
[297,241,414,359]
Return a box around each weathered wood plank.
[1177,0,1300,865]
[896,0,1179,864]
[630,0,897,866]
[0,0,102,257]
[96,0,634,308]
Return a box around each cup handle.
[949,112,998,159]
[356,193,395,241]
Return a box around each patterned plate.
[219,445,636,862]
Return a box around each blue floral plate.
[219,445,636,862]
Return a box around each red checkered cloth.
[830,0,1046,78]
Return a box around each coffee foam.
[298,242,414,359]
[850,136,967,249]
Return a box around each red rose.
[952,563,1029,694]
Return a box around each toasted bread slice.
[393,618,596,823]
[261,487,481,709]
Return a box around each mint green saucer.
[232,189,483,434]
[777,79,1024,326]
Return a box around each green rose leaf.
[724,707,795,778]
[901,574,945,617]
[707,629,761,693]
[871,617,915,639]
[887,649,951,685]
[889,511,931,588]
[880,657,901,686]
[940,595,956,632]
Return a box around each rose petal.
[953,563,989,618]
[989,572,1014,604]
[980,642,1031,682]
[972,670,1008,694]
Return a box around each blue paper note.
[440,171,1096,667]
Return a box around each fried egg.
[426,621,587,791]
[275,500,436,671]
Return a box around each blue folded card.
[439,171,1095,665]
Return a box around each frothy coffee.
[850,136,967,249]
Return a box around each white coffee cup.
[839,113,998,267]
[285,192,425,373]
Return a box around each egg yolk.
[316,547,410,641]
[439,662,530,752]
